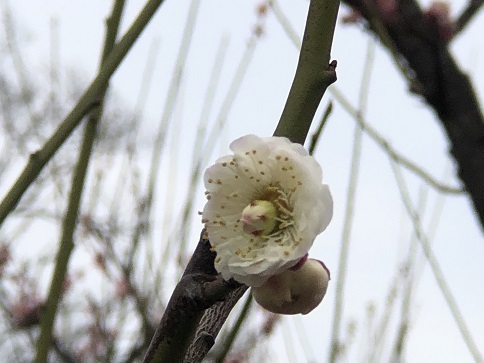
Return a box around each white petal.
[230,134,268,155]
[202,134,333,287]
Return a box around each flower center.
[240,200,278,236]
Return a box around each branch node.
[329,59,338,71]
[326,59,338,83]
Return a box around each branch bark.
[143,231,245,362]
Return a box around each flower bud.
[252,258,330,315]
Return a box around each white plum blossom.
[252,258,330,315]
[202,134,333,286]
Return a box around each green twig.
[171,36,229,269]
[273,0,339,144]
[144,0,201,273]
[0,0,165,227]
[34,2,126,362]
[199,32,258,166]
[107,38,160,223]
[309,101,333,155]
[176,32,256,261]
[390,161,484,363]
[329,39,375,363]
[270,0,302,48]
[329,86,464,194]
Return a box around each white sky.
[2,0,484,362]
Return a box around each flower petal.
[202,134,333,286]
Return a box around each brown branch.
[455,0,484,34]
[143,231,244,362]
[343,0,484,231]
[183,285,248,362]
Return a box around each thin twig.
[390,161,484,363]
[293,315,317,361]
[145,0,201,228]
[270,0,302,48]
[34,2,126,361]
[329,86,464,194]
[171,36,229,269]
[0,0,166,226]
[309,101,333,155]
[199,32,258,166]
[389,187,429,362]
[80,214,156,346]
[176,32,255,262]
[329,38,374,363]
[138,1,201,294]
[108,38,160,223]
[455,0,484,35]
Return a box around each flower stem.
[273,0,340,144]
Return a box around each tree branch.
[143,231,244,362]
[0,0,166,227]
[274,0,340,144]
[343,0,484,230]
[35,2,126,361]
[455,0,484,35]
